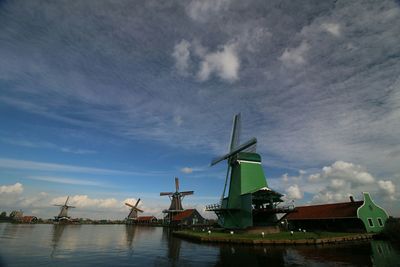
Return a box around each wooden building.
[136,216,158,224]
[283,192,389,233]
[171,209,206,226]
[21,216,38,224]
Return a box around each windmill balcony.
[205,204,222,211]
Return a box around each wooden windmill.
[125,198,143,223]
[160,177,193,221]
[206,113,289,229]
[54,196,75,222]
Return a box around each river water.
[0,223,399,266]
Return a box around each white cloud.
[173,115,183,126]
[172,40,191,75]
[186,0,231,22]
[279,41,309,67]
[378,180,396,200]
[312,191,350,204]
[19,192,50,208]
[321,23,341,37]
[122,198,141,208]
[306,161,397,205]
[173,40,240,83]
[51,195,119,209]
[181,167,193,174]
[286,184,303,200]
[197,44,240,82]
[0,182,23,194]
[308,161,375,185]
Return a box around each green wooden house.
[357,192,389,233]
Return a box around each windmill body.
[160,177,193,222]
[54,196,75,223]
[206,114,291,229]
[125,198,143,224]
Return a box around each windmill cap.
[236,152,261,162]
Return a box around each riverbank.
[173,230,375,246]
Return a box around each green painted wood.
[218,152,268,229]
[357,192,389,233]
[239,160,268,194]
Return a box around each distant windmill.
[160,177,193,220]
[125,198,143,223]
[54,196,75,222]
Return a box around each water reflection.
[215,245,285,266]
[0,223,400,267]
[162,227,181,263]
[124,225,137,255]
[371,240,400,266]
[213,240,400,266]
[51,225,66,258]
[285,243,372,266]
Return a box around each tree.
[0,211,6,218]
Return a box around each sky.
[0,0,399,220]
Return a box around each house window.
[377,218,384,227]
[367,218,374,227]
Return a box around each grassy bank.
[176,230,361,240]
[173,230,374,245]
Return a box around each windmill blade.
[133,207,144,213]
[229,113,241,152]
[160,192,174,196]
[210,137,257,166]
[134,198,141,208]
[125,202,135,208]
[64,196,70,206]
[180,191,194,196]
[243,142,257,153]
[175,177,179,192]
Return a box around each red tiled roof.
[171,209,195,221]
[21,216,37,223]
[137,216,157,221]
[285,201,363,220]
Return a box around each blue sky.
[1,0,399,219]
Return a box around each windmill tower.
[54,196,75,222]
[125,198,143,224]
[160,177,193,222]
[206,113,288,229]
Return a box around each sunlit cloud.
[0,182,23,194]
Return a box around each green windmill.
[206,114,291,229]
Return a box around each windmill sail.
[229,113,241,151]
[161,177,194,214]
[54,196,75,221]
[125,198,143,220]
[210,114,258,201]
[206,113,286,229]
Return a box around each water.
[0,223,399,267]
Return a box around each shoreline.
[173,231,376,246]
